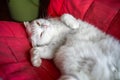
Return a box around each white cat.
[24,14,120,80]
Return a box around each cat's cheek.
[31,39,37,47]
[39,34,51,45]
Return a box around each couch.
[0,0,120,80]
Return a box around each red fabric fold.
[84,1,118,32]
[48,0,94,19]
[0,21,60,80]
[48,0,120,40]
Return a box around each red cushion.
[0,21,60,80]
[0,0,120,79]
[84,1,120,40]
[48,0,120,40]
[48,0,94,19]
[106,11,120,40]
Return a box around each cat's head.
[24,19,55,47]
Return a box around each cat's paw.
[30,47,42,67]
[58,75,77,80]
[60,14,79,29]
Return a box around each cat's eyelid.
[40,31,44,38]
[36,21,41,26]
[35,21,48,28]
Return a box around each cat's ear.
[24,21,30,28]
[23,21,32,35]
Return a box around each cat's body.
[24,14,120,80]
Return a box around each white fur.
[24,14,120,80]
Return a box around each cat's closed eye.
[36,21,41,26]
[36,21,48,28]
[40,31,44,38]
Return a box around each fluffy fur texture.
[24,14,120,80]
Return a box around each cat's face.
[24,19,55,47]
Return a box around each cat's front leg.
[60,14,79,29]
[30,46,54,67]
[30,47,42,67]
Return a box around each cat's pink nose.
[43,25,48,28]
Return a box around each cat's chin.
[31,39,48,47]
[36,44,48,47]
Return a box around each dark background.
[0,0,50,21]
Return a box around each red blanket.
[0,0,120,80]
[48,0,120,40]
[0,21,60,80]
